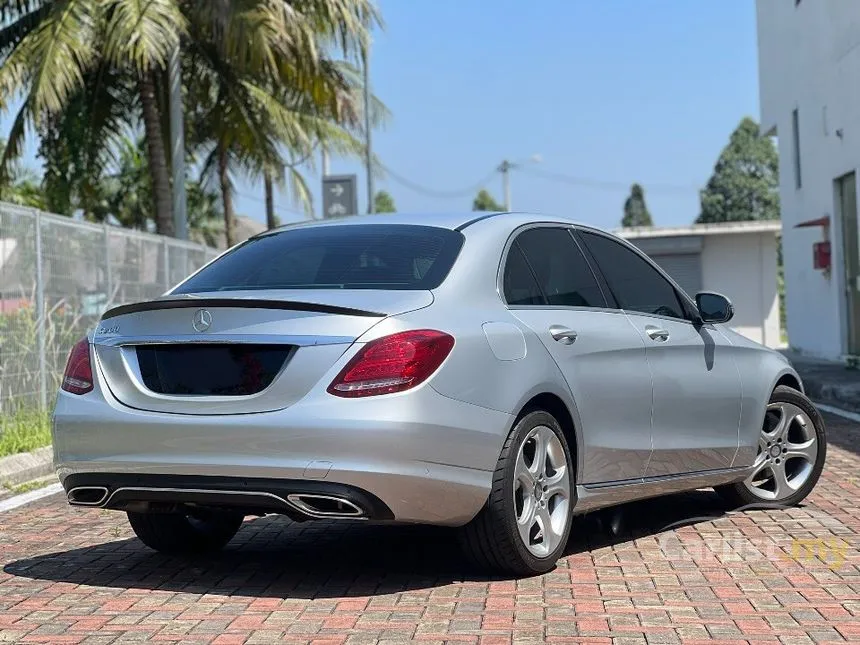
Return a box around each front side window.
[174,224,464,293]
[503,227,606,308]
[579,231,688,320]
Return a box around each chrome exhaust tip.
[287,493,365,518]
[68,486,109,507]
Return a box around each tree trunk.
[264,172,276,229]
[138,71,174,237]
[218,142,235,247]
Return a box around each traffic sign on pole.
[322,175,358,219]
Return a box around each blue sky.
[2,0,761,231]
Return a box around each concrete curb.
[799,376,860,414]
[0,446,54,487]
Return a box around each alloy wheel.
[513,425,571,557]
[743,401,819,501]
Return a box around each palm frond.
[0,4,51,58]
[285,164,313,215]
[331,59,390,129]
[0,0,99,117]
[0,100,30,189]
[293,0,381,59]
[0,0,50,23]
[102,0,186,72]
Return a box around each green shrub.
[0,408,52,457]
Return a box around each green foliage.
[37,65,138,218]
[0,300,86,410]
[4,476,55,494]
[0,408,52,457]
[374,190,396,213]
[0,0,387,243]
[697,117,780,223]
[622,183,653,227]
[0,138,46,208]
[473,189,504,212]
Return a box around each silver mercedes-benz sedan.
[53,212,826,575]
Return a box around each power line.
[376,162,498,199]
[517,166,701,195]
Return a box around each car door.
[503,225,653,484]
[576,228,742,477]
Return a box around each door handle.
[549,325,578,344]
[645,326,670,342]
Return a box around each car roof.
[261,211,589,235]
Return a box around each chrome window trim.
[496,222,611,311]
[573,225,702,327]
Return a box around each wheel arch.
[774,372,803,394]
[515,391,581,483]
[771,369,806,394]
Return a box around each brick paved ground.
[1,411,858,644]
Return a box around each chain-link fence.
[0,202,219,413]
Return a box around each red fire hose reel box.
[813,240,831,271]
[795,216,831,273]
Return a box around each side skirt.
[573,466,752,514]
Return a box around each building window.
[792,108,802,189]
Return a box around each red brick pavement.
[0,411,858,644]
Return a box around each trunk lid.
[92,290,432,415]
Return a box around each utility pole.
[499,160,512,210]
[362,46,374,214]
[168,44,187,239]
[498,155,541,211]
[321,148,330,176]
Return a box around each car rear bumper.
[52,381,513,526]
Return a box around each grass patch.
[0,409,52,457]
[3,477,52,494]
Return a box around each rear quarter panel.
[355,216,586,481]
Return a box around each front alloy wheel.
[716,385,826,508]
[743,401,819,501]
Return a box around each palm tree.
[0,0,185,234]
[0,0,384,242]
[183,3,384,246]
[0,139,45,208]
[103,136,222,244]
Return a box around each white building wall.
[619,223,781,349]
[701,233,780,348]
[757,0,860,359]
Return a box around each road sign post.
[322,175,359,219]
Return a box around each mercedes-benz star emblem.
[192,309,212,333]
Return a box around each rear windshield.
[173,224,465,293]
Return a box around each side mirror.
[695,291,734,324]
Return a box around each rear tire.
[715,385,826,508]
[460,410,574,576]
[127,509,244,554]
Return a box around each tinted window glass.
[174,224,464,293]
[515,228,606,307]
[503,243,545,306]
[579,231,687,319]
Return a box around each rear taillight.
[327,329,455,398]
[61,337,94,395]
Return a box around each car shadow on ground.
[819,410,860,458]
[4,489,732,598]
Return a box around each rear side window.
[579,231,688,320]
[174,224,464,292]
[503,243,544,306]
[506,227,606,307]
